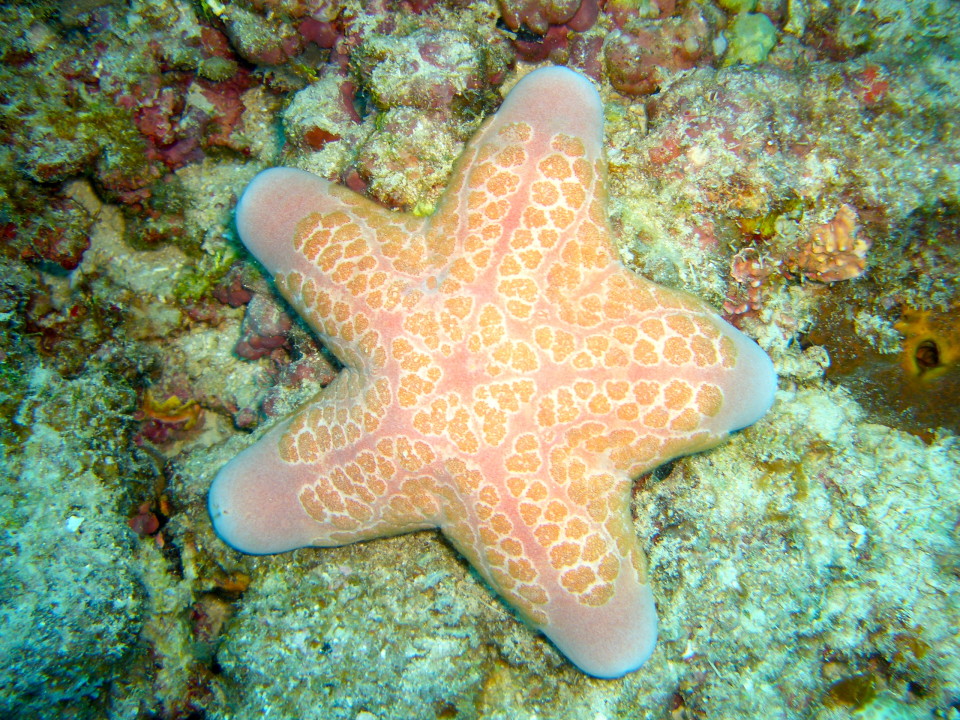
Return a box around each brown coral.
[895,306,960,383]
[602,8,711,96]
[791,204,871,282]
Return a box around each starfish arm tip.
[498,66,604,148]
[545,581,658,679]
[721,326,778,432]
[209,426,318,555]
[235,166,331,275]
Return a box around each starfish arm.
[236,167,430,373]
[426,67,614,300]
[209,412,336,555]
[538,545,658,678]
[437,451,658,677]
[210,370,447,554]
[562,273,777,478]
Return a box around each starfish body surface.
[209,67,776,678]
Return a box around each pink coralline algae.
[498,0,599,36]
[115,32,254,171]
[298,17,341,50]
[119,76,203,170]
[235,294,294,361]
[497,0,602,67]
[214,268,256,308]
[508,24,570,64]
[13,196,93,271]
[603,7,712,96]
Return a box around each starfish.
[209,67,776,678]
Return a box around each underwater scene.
[0,0,958,718]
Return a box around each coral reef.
[0,0,959,715]
[234,293,294,360]
[636,387,960,718]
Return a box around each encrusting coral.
[791,204,870,283]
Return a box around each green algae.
[172,244,240,302]
[723,12,778,66]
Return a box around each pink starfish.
[209,67,776,678]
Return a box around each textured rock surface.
[0,369,146,719]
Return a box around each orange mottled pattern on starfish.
[214,67,777,679]
[257,105,743,618]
